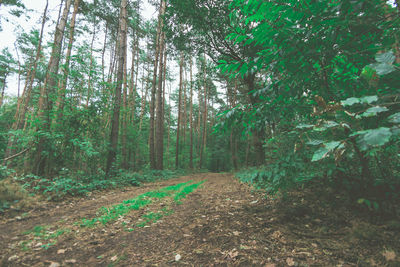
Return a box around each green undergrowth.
[136,208,174,227]
[19,180,205,251]
[78,180,204,227]
[11,169,188,202]
[21,225,70,250]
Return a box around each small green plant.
[137,208,174,227]
[79,180,205,228]
[21,225,70,250]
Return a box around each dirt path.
[0,173,399,266]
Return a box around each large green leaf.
[341,97,360,106]
[375,51,395,64]
[311,141,342,162]
[369,63,396,75]
[360,106,389,117]
[312,147,330,162]
[356,127,392,151]
[388,112,400,124]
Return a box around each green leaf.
[306,140,324,146]
[296,123,314,129]
[312,147,330,162]
[388,112,400,124]
[356,127,392,151]
[368,63,395,75]
[323,121,339,128]
[360,95,378,104]
[360,106,389,117]
[311,141,341,162]
[375,51,395,64]
[341,97,360,106]
[325,141,342,151]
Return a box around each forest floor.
[0,173,399,267]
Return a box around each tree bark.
[245,74,265,166]
[189,58,194,169]
[149,1,163,169]
[155,1,166,170]
[105,0,128,176]
[34,0,72,176]
[199,58,207,169]
[175,53,184,169]
[55,0,80,120]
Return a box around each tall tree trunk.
[86,13,97,107]
[34,0,72,176]
[139,60,150,131]
[149,1,163,169]
[245,74,265,166]
[166,83,171,168]
[199,60,207,169]
[13,43,21,98]
[121,29,128,170]
[182,65,187,145]
[129,36,137,123]
[55,0,80,120]
[10,0,48,132]
[155,0,166,170]
[175,53,184,169]
[105,0,128,176]
[0,76,6,108]
[189,58,194,169]
[101,22,108,83]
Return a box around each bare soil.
[0,173,399,266]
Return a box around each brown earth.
[0,173,399,266]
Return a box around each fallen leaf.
[228,250,239,259]
[8,255,18,261]
[110,256,118,262]
[57,249,66,254]
[233,231,241,236]
[65,259,77,264]
[286,257,295,266]
[272,231,282,239]
[264,264,276,267]
[48,262,60,267]
[382,250,396,261]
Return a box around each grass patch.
[137,208,174,227]
[79,180,204,227]
[18,180,205,251]
[21,225,70,249]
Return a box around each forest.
[0,0,400,266]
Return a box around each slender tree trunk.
[155,1,166,170]
[139,60,150,131]
[121,30,128,170]
[149,1,163,169]
[13,43,21,98]
[86,14,97,107]
[199,60,207,169]
[105,0,128,176]
[129,36,137,123]
[162,49,167,167]
[245,74,265,166]
[182,65,187,145]
[101,22,108,83]
[12,0,48,131]
[189,58,194,169]
[34,0,72,176]
[55,0,80,120]
[175,53,184,169]
[166,83,171,168]
[0,77,6,108]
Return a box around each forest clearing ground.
[1,173,399,267]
